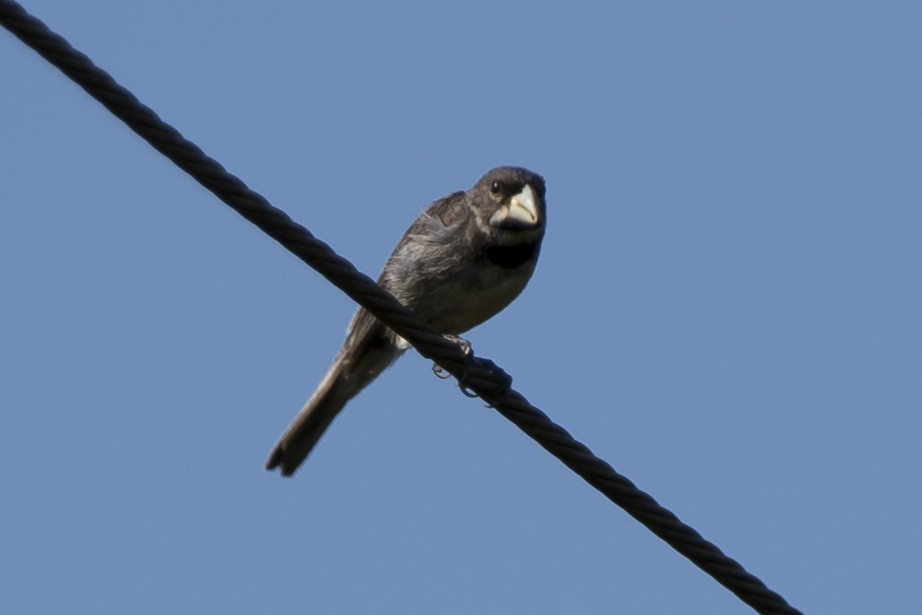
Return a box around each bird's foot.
[431,334,473,380]
[445,334,473,356]
[431,336,512,402]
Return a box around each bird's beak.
[492,184,540,228]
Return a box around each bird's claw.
[444,334,473,356]
[431,334,473,380]
[431,336,512,404]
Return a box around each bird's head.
[470,166,547,241]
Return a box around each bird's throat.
[484,241,539,268]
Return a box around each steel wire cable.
[1,3,804,613]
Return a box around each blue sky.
[2,2,921,613]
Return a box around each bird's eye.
[490,181,502,195]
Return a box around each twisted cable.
[1,3,803,613]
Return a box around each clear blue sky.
[2,2,920,613]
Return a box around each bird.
[266,166,547,476]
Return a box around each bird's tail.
[265,359,352,476]
[266,321,402,476]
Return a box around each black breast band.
[484,242,539,268]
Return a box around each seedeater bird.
[266,166,547,476]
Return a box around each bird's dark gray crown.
[475,166,546,202]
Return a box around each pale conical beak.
[492,184,540,228]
